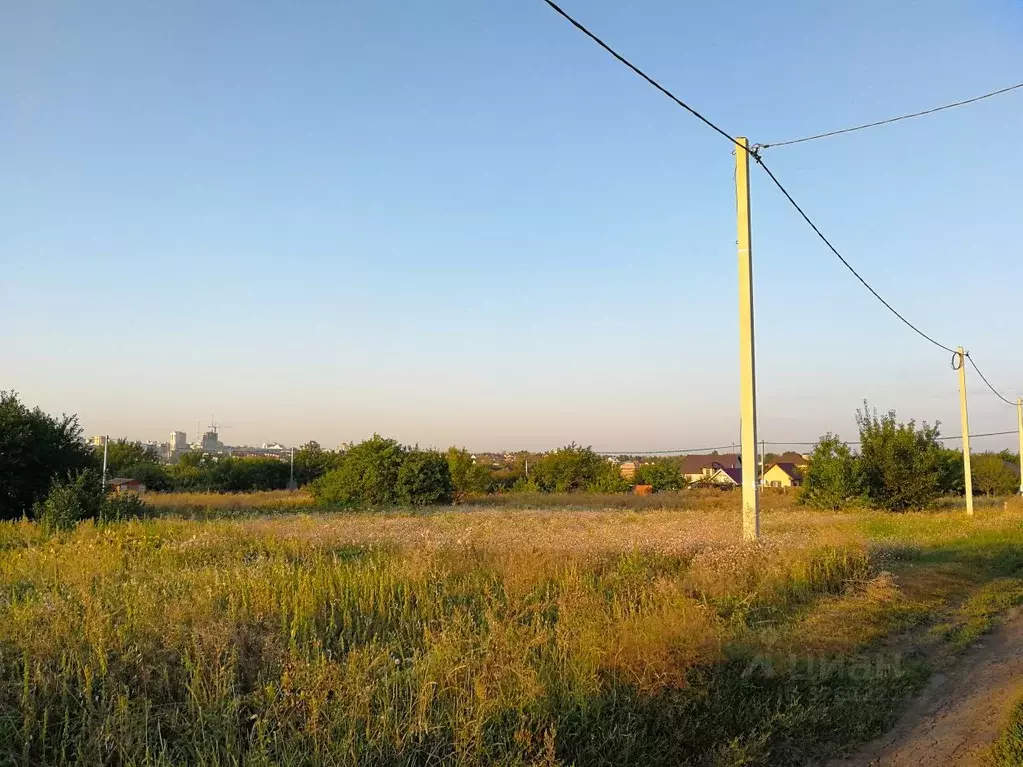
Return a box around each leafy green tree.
[214,457,291,492]
[972,453,1020,496]
[635,460,687,492]
[397,450,453,506]
[124,462,173,492]
[310,435,406,508]
[445,447,492,497]
[531,444,607,493]
[588,461,632,493]
[856,402,946,511]
[936,448,966,496]
[99,438,161,476]
[294,441,343,486]
[799,433,861,510]
[0,391,97,520]
[34,470,105,531]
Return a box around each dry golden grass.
[143,488,315,510]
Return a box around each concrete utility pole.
[1017,398,1023,496]
[101,436,109,493]
[735,137,760,540]
[760,439,766,491]
[288,446,297,491]
[956,347,973,515]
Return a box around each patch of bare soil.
[832,608,1023,766]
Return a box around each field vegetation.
[4,392,1023,764]
[2,501,1023,765]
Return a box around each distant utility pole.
[735,137,760,540]
[101,436,109,493]
[956,347,974,515]
[760,439,766,492]
[287,446,297,491]
[1017,398,1023,496]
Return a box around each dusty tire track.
[832,608,1023,766]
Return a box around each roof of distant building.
[681,453,740,473]
[776,451,808,464]
[766,462,803,480]
[717,467,742,484]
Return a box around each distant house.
[775,451,809,469]
[108,478,146,495]
[704,467,742,487]
[681,453,740,484]
[762,462,803,488]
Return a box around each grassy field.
[992,697,1023,765]
[143,489,316,516]
[2,497,1022,766]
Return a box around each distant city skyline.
[4,1,1021,455]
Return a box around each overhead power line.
[765,431,1016,447]
[966,354,1020,407]
[541,0,744,151]
[759,82,1023,149]
[603,430,1018,455]
[750,157,955,353]
[598,444,737,456]
[539,0,957,355]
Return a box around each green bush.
[311,436,406,508]
[800,433,861,510]
[857,403,946,511]
[100,493,150,523]
[310,438,454,509]
[293,441,344,486]
[802,404,952,512]
[636,460,687,492]
[510,476,541,493]
[397,450,454,506]
[532,444,608,493]
[446,447,492,497]
[972,453,1020,496]
[0,391,97,520]
[33,470,104,531]
[588,461,632,493]
[124,462,173,492]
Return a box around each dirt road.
[833,608,1023,766]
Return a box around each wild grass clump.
[991,696,1023,766]
[143,489,315,518]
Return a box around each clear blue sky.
[3,0,1021,451]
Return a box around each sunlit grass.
[1,504,1021,765]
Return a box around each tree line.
[799,402,1020,511]
[2,391,1019,522]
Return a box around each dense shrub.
[293,441,344,486]
[802,404,964,512]
[100,493,150,523]
[857,403,946,511]
[0,392,97,520]
[799,433,861,510]
[33,470,105,531]
[588,461,632,493]
[446,447,492,497]
[636,460,687,492]
[531,444,609,493]
[310,436,452,509]
[397,450,454,506]
[972,454,1020,496]
[124,462,174,492]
